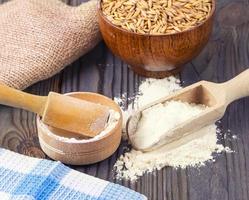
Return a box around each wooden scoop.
[0,84,110,137]
[127,69,249,151]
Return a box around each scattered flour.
[114,76,233,181]
[232,135,237,139]
[136,77,181,107]
[115,124,225,181]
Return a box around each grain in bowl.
[101,0,213,34]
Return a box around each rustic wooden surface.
[0,0,249,199]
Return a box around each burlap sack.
[0,0,100,89]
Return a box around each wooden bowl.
[37,92,122,165]
[98,0,215,78]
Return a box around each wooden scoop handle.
[221,69,249,104]
[0,84,47,115]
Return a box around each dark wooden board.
[0,0,249,199]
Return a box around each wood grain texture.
[37,92,122,165]
[0,0,249,200]
[98,0,215,78]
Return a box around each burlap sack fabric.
[0,0,100,89]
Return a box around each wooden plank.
[0,0,249,199]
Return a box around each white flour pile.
[114,76,231,181]
[131,101,207,150]
[136,77,182,108]
[117,77,182,137]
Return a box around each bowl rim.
[98,0,216,37]
[36,92,122,144]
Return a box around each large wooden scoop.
[0,84,110,137]
[127,69,249,151]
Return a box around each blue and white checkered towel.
[0,148,146,200]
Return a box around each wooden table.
[0,0,249,199]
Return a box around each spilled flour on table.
[114,76,233,181]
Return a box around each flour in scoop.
[114,77,233,181]
[115,76,182,138]
[132,101,207,150]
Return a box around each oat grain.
[101,0,212,34]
